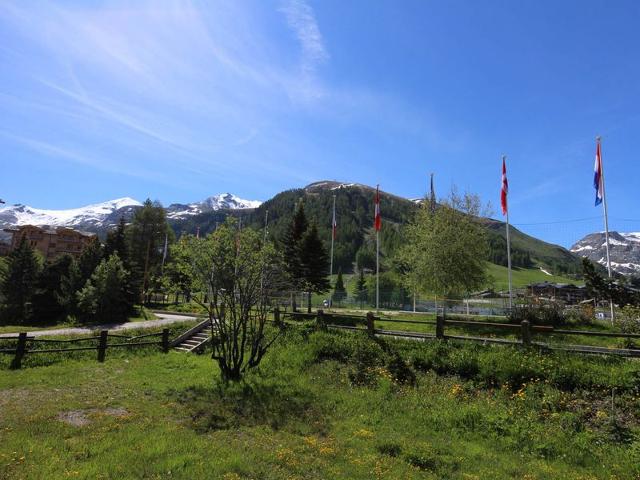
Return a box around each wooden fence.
[0,329,170,369]
[277,308,640,358]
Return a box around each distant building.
[3,225,97,260]
[527,282,589,304]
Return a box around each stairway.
[172,319,213,353]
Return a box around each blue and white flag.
[593,140,604,206]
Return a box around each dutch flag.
[593,139,604,206]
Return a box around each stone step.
[174,347,190,352]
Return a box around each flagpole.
[161,232,168,275]
[597,136,615,323]
[503,155,513,310]
[263,209,269,243]
[376,185,380,313]
[330,194,336,278]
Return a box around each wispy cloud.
[0,0,458,200]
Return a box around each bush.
[387,354,416,385]
[508,302,565,326]
[618,306,640,334]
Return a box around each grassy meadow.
[1,326,639,479]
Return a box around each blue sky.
[1,0,639,247]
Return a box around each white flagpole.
[263,209,269,243]
[376,185,380,313]
[597,136,615,323]
[161,232,168,275]
[330,195,336,278]
[503,155,513,310]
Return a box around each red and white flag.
[501,158,508,216]
[374,185,382,231]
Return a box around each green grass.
[486,263,582,290]
[1,327,639,479]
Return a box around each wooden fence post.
[274,306,281,327]
[366,312,375,337]
[97,330,108,362]
[316,309,326,331]
[10,332,28,369]
[162,328,170,353]
[521,320,531,346]
[436,315,445,340]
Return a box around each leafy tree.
[77,254,130,324]
[0,237,41,324]
[398,189,488,309]
[333,268,347,305]
[32,254,74,322]
[299,223,331,312]
[353,269,367,308]
[164,235,198,302]
[183,218,287,382]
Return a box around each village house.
[2,225,97,260]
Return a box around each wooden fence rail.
[278,308,640,358]
[0,328,170,369]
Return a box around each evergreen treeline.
[0,200,171,326]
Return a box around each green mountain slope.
[168,180,583,277]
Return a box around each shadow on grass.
[172,379,327,435]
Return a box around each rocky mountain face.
[571,231,640,275]
[0,194,261,240]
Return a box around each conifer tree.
[78,238,103,284]
[353,269,367,309]
[0,237,41,324]
[299,223,330,312]
[77,254,129,324]
[281,201,308,310]
[32,254,73,322]
[104,216,127,260]
[333,268,347,305]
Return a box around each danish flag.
[501,157,508,216]
[374,185,381,231]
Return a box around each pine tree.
[77,254,130,324]
[0,237,41,324]
[59,258,83,318]
[281,201,308,311]
[104,216,127,260]
[282,201,308,283]
[126,199,171,303]
[333,268,347,305]
[32,254,73,323]
[78,238,103,284]
[299,223,330,312]
[353,269,367,309]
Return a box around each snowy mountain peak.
[164,193,262,219]
[201,193,262,210]
[571,231,640,275]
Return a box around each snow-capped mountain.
[0,198,142,233]
[166,193,261,219]
[570,231,640,275]
[0,193,262,239]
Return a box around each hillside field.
[1,327,638,479]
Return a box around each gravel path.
[0,313,200,338]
